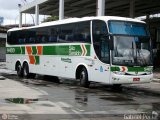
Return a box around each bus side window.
[75,21,91,43]
[49,28,58,43]
[59,24,75,43]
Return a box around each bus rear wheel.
[79,68,90,88]
[23,63,35,79]
[16,63,23,78]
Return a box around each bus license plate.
[133,78,140,81]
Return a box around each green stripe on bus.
[35,56,39,64]
[21,47,25,54]
[111,66,152,72]
[6,44,91,56]
[32,46,37,55]
[6,47,22,54]
[85,45,91,56]
[43,46,69,55]
[127,67,145,72]
[111,67,120,71]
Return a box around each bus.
[6,16,153,88]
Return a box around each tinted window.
[49,27,58,43]
[7,21,91,45]
[92,20,110,64]
[58,23,75,42]
[35,27,49,43]
[8,30,37,45]
[108,21,149,36]
[75,21,91,43]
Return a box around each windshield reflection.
[112,36,152,66]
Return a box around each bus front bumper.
[111,73,153,84]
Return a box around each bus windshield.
[108,21,149,36]
[108,21,152,66]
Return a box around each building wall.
[147,18,160,68]
[0,38,6,62]
[0,47,6,62]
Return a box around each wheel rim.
[17,65,21,75]
[80,71,85,81]
[23,66,27,77]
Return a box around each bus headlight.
[113,71,125,75]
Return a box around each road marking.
[57,102,72,108]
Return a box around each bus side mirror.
[109,35,114,50]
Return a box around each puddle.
[0,64,5,67]
[75,95,88,105]
[100,96,133,102]
[0,99,7,104]
[0,77,5,80]
[152,103,160,111]
[5,98,38,104]
[1,73,19,80]
[40,103,55,107]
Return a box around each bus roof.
[8,16,145,32]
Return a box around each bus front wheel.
[79,68,90,88]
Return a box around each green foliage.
[42,16,59,22]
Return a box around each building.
[18,0,160,26]
[17,0,160,67]
[0,26,8,62]
[147,17,160,68]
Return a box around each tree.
[42,16,59,22]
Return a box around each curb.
[152,79,160,83]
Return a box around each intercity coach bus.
[6,16,153,88]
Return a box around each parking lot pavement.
[121,70,160,96]
[0,77,70,114]
[0,62,160,120]
[153,70,160,83]
[123,82,160,95]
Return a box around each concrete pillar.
[146,14,150,25]
[19,12,22,28]
[146,14,150,21]
[97,0,105,16]
[59,0,64,20]
[35,4,39,25]
[130,0,135,18]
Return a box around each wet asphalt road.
[0,63,160,120]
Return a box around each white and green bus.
[6,16,153,87]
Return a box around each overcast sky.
[0,0,45,25]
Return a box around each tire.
[23,63,35,79]
[16,63,23,78]
[80,67,90,88]
[112,84,122,91]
